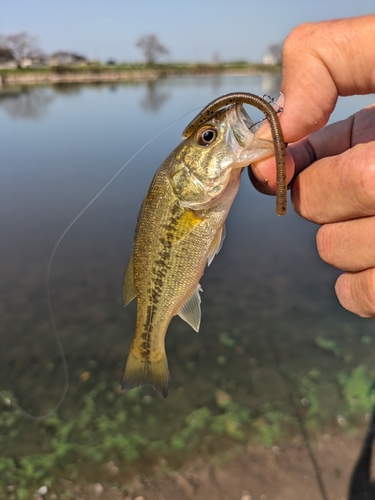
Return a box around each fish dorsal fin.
[123,252,136,306]
[207,224,226,266]
[177,284,202,332]
[171,209,204,242]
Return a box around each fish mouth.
[237,104,257,132]
[227,104,275,165]
[228,104,257,146]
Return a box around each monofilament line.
[0,107,203,420]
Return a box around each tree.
[135,34,169,65]
[0,31,43,62]
[265,43,283,64]
[0,47,15,63]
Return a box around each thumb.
[280,16,375,143]
[252,15,375,188]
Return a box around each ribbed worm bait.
[182,92,287,215]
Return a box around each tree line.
[0,32,170,66]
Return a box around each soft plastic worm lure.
[182,92,287,215]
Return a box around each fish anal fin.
[123,252,136,306]
[207,224,226,266]
[177,284,202,332]
[122,347,170,398]
[171,210,204,242]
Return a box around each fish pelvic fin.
[177,284,202,332]
[123,252,136,306]
[207,224,226,266]
[122,347,170,398]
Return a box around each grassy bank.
[0,62,281,86]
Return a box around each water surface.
[1,76,375,498]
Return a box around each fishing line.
[248,94,284,130]
[2,94,282,419]
[0,106,204,420]
[263,330,329,500]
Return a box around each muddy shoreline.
[0,67,278,86]
[37,433,371,500]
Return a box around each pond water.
[1,75,375,499]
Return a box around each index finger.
[252,15,375,190]
[280,16,375,144]
[292,142,375,224]
[291,105,375,223]
[290,105,375,177]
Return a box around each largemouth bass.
[123,99,282,397]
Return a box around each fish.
[122,101,280,398]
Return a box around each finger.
[292,142,375,224]
[253,104,375,190]
[290,105,375,177]
[317,217,375,272]
[248,151,295,196]
[253,16,375,184]
[335,268,375,318]
[279,16,375,144]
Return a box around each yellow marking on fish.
[169,210,204,242]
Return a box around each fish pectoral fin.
[171,210,204,242]
[123,252,136,306]
[207,224,226,266]
[122,347,170,398]
[177,284,202,332]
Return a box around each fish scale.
[122,102,281,397]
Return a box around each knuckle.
[283,23,315,56]
[283,21,333,62]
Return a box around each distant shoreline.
[0,64,281,86]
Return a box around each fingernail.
[275,92,285,111]
[251,163,269,185]
[256,122,270,138]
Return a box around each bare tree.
[0,32,42,62]
[0,47,15,62]
[266,43,283,64]
[135,34,169,65]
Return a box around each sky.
[1,0,374,63]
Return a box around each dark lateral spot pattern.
[140,201,182,359]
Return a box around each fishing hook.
[182,92,287,216]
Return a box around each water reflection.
[0,86,55,119]
[261,73,282,97]
[139,80,171,112]
[52,83,84,95]
[209,74,223,93]
[1,77,375,498]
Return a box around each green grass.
[1,361,374,498]
[0,61,281,77]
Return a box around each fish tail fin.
[122,346,170,398]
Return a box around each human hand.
[291,106,375,318]
[250,15,375,317]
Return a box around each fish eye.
[196,127,218,146]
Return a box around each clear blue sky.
[1,0,374,63]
